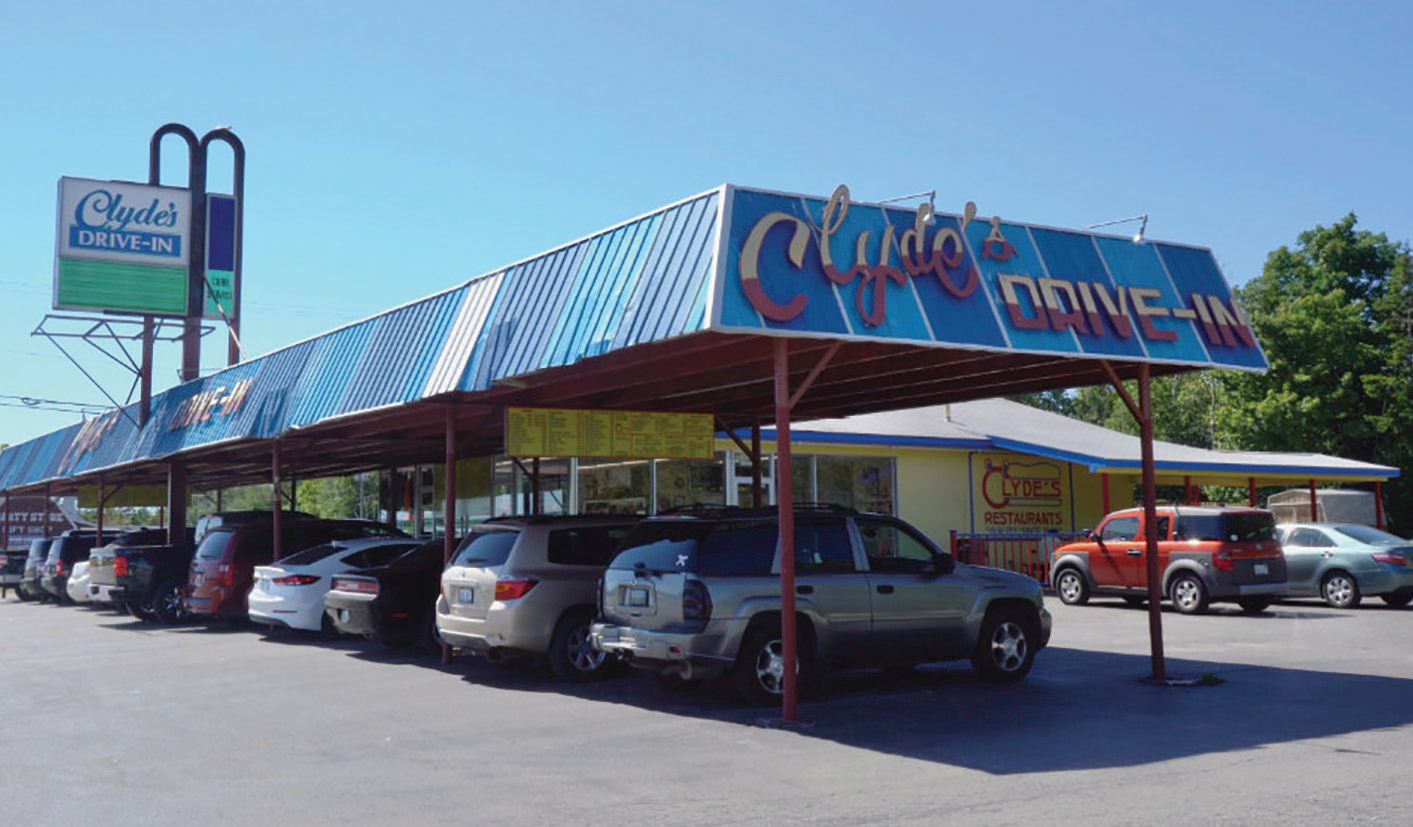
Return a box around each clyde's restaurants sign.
[716,185,1267,371]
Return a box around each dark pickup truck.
[88,528,194,623]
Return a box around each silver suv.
[591,507,1052,704]
[436,516,638,681]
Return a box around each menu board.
[506,407,715,459]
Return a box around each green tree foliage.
[1221,214,1413,529]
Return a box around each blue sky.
[1,0,1409,446]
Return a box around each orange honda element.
[1050,505,1287,614]
[185,518,407,620]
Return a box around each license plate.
[457,587,474,604]
[193,573,204,586]
[338,609,350,622]
[1254,563,1269,576]
[259,579,269,592]
[625,586,649,608]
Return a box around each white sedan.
[248,537,421,632]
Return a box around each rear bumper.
[434,596,552,656]
[324,594,379,637]
[185,585,244,619]
[590,622,735,680]
[248,591,325,632]
[90,584,127,604]
[0,572,21,586]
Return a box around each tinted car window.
[1100,516,1140,542]
[697,522,777,576]
[609,522,712,572]
[795,520,855,573]
[279,543,343,566]
[452,530,519,567]
[1332,525,1406,545]
[343,542,420,569]
[546,526,633,567]
[195,530,234,561]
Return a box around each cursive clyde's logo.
[739,184,993,327]
[74,189,181,232]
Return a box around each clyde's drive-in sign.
[53,176,193,316]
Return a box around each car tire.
[1169,573,1210,615]
[548,610,610,682]
[150,579,190,625]
[1237,597,1273,614]
[127,601,156,622]
[1380,592,1412,609]
[971,607,1037,682]
[733,620,813,706]
[1321,571,1361,609]
[1054,568,1090,606]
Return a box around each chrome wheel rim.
[1324,576,1354,607]
[1057,572,1082,603]
[1173,578,1201,610]
[566,624,605,672]
[754,639,787,695]
[988,621,1028,673]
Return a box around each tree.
[1222,214,1413,530]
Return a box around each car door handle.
[1127,549,1143,556]
[796,585,814,595]
[876,584,895,594]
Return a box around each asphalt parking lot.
[3,593,1412,826]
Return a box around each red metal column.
[1309,480,1318,521]
[2,491,10,550]
[1248,477,1257,507]
[44,483,53,539]
[1138,365,1166,682]
[1375,482,1386,530]
[443,406,458,665]
[773,339,799,722]
[272,443,283,562]
[1183,476,1193,504]
[1101,473,1110,515]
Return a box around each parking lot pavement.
[3,594,1413,827]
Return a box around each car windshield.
[28,540,50,561]
[451,530,518,567]
[1331,524,1407,546]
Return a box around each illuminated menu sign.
[506,407,715,459]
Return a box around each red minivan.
[185,519,407,620]
[1050,506,1288,614]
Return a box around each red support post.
[751,418,762,508]
[1309,479,1318,522]
[272,443,283,562]
[1183,475,1193,505]
[2,491,10,551]
[1101,473,1110,515]
[773,339,799,723]
[1375,481,1386,530]
[1138,365,1166,683]
[96,476,105,548]
[1248,477,1257,508]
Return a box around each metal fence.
[949,531,1087,583]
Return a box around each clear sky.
[1,0,1409,446]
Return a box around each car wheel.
[1054,568,1090,606]
[151,579,190,625]
[127,601,156,622]
[1321,571,1361,609]
[1169,573,1210,614]
[733,620,810,706]
[1380,592,1412,609]
[971,608,1037,682]
[320,612,341,638]
[1237,597,1273,614]
[548,610,610,682]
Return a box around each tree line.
[1018,214,1413,532]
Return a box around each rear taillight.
[273,574,320,586]
[217,563,233,586]
[333,577,379,595]
[55,561,67,576]
[114,556,129,578]
[682,578,712,622]
[1372,552,1407,566]
[494,578,537,601]
[0,554,8,566]
[1213,549,1234,571]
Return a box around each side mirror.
[927,554,957,576]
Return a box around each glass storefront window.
[578,458,650,515]
[815,455,894,515]
[655,452,727,513]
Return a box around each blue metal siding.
[614,191,720,347]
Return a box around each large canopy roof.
[0,184,1269,496]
